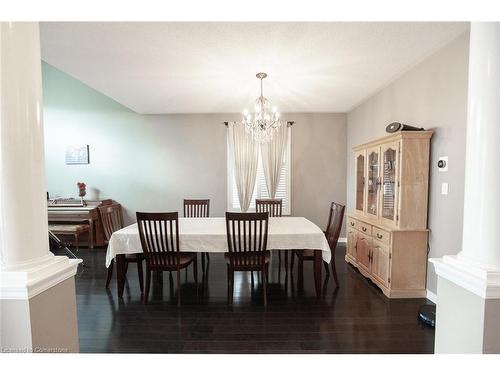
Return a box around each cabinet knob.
[350,221,355,226]
[376,233,383,239]
[362,226,367,232]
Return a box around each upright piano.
[47,199,114,248]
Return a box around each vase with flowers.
[77,182,86,204]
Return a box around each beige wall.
[483,299,500,353]
[435,277,485,353]
[435,277,500,354]
[346,32,470,293]
[291,113,347,232]
[43,63,347,230]
[29,278,79,353]
[0,278,79,353]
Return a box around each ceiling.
[40,22,469,114]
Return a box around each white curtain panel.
[260,124,289,198]
[228,122,259,212]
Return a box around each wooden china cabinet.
[346,131,433,298]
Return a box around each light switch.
[441,182,449,195]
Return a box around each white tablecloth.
[105,216,331,267]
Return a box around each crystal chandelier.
[242,72,283,143]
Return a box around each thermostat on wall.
[438,156,448,172]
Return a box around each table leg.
[116,254,126,298]
[314,250,322,298]
[88,218,95,249]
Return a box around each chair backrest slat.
[183,199,210,218]
[256,198,282,217]
[325,202,346,255]
[225,212,269,267]
[136,212,180,268]
[98,204,124,242]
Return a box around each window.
[227,127,291,215]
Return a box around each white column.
[459,22,500,270]
[0,22,54,271]
[1,22,80,352]
[430,22,500,354]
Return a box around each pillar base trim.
[426,289,437,304]
[1,252,55,272]
[0,256,81,300]
[430,255,500,299]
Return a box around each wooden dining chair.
[99,204,144,292]
[256,198,282,217]
[256,198,286,267]
[291,202,345,287]
[225,212,270,305]
[183,199,210,267]
[136,212,197,305]
[183,199,210,217]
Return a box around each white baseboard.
[338,237,347,243]
[426,289,437,304]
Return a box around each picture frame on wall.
[65,145,90,165]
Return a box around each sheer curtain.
[260,124,289,198]
[227,122,259,212]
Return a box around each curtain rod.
[223,121,294,127]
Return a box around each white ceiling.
[40,22,469,114]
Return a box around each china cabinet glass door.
[366,147,380,216]
[355,151,365,212]
[381,142,399,222]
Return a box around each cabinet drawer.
[373,227,390,245]
[355,221,372,236]
[347,217,358,229]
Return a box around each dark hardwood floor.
[62,244,435,353]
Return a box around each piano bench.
[48,224,90,251]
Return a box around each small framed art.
[65,145,90,165]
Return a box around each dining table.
[106,216,331,298]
